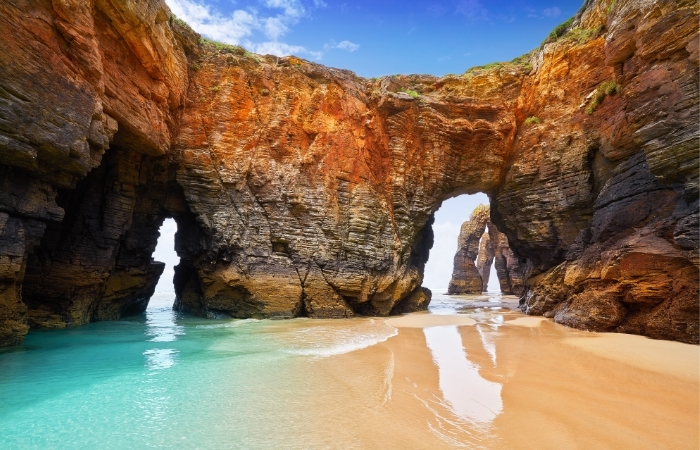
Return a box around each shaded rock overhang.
[0,0,697,346]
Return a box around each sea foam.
[282,319,399,357]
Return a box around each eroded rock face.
[489,225,527,296]
[495,0,699,342]
[0,0,697,345]
[0,0,189,336]
[448,205,490,294]
[476,232,495,289]
[448,204,527,296]
[169,50,521,319]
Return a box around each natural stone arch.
[166,57,522,320]
[19,135,198,328]
[0,0,697,347]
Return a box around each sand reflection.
[424,325,503,424]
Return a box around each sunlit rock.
[0,0,697,345]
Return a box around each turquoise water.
[0,291,408,449]
[2,290,697,449]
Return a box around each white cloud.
[263,16,289,40]
[168,0,257,43]
[247,40,310,57]
[335,40,359,52]
[166,0,334,58]
[320,39,359,56]
[543,7,561,18]
[263,0,305,19]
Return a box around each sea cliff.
[0,0,697,345]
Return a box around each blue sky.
[167,0,584,78]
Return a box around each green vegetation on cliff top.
[398,88,421,99]
[463,51,534,76]
[198,37,262,62]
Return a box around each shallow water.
[0,290,697,449]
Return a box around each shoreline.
[0,292,697,449]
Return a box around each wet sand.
[386,312,477,328]
[278,296,699,449]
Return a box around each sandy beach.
[277,293,700,449]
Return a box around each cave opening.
[423,193,500,295]
[150,218,180,310]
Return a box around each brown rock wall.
[0,0,696,345]
[448,205,490,294]
[489,225,528,296]
[495,0,699,342]
[0,0,188,340]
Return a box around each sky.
[153,219,178,294]
[165,0,585,78]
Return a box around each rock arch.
[0,0,697,346]
[448,204,527,296]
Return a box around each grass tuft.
[585,80,620,114]
[524,116,542,125]
[463,51,533,76]
[541,16,603,47]
[563,27,595,44]
[170,15,195,33]
[198,37,261,62]
[544,17,575,44]
[398,88,420,99]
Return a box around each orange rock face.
[0,0,697,345]
[170,46,522,319]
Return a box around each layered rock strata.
[476,232,495,290]
[0,0,189,339]
[448,204,527,296]
[0,0,697,345]
[489,226,527,296]
[448,205,490,294]
[494,0,699,342]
